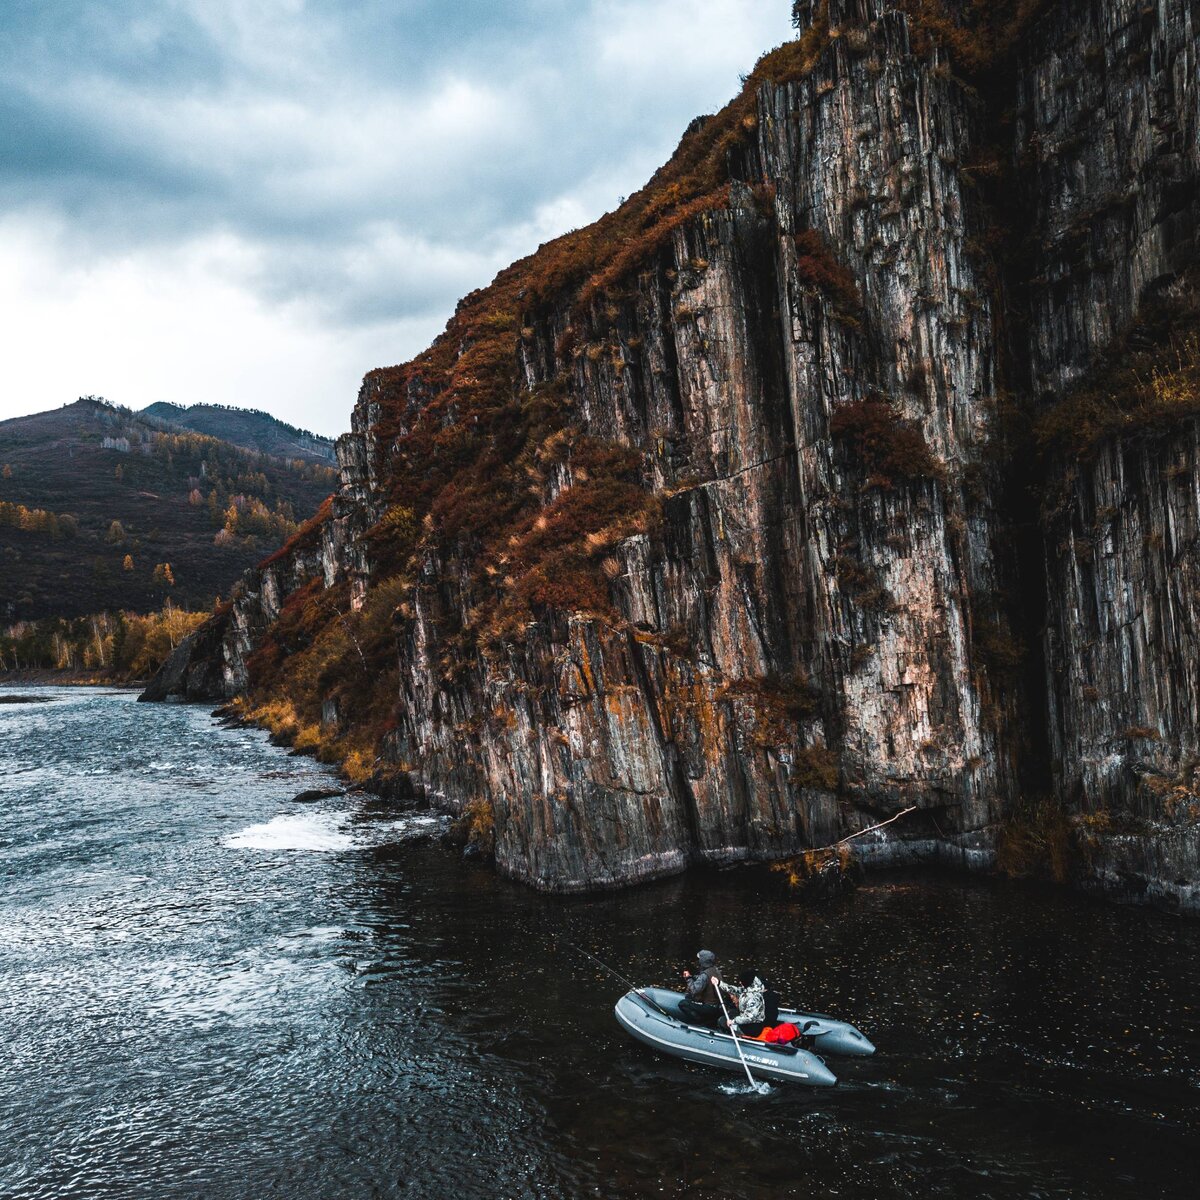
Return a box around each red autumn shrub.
[829,397,944,487]
[793,230,860,312]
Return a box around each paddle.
[715,984,767,1093]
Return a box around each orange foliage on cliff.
[240,14,844,757]
[790,0,1048,77]
[793,230,861,312]
[890,0,1050,75]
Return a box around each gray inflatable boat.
[614,986,874,1087]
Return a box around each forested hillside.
[0,606,209,680]
[0,398,336,620]
[141,402,335,464]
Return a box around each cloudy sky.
[0,0,795,437]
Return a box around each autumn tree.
[153,562,175,588]
[1,606,206,679]
[122,554,134,572]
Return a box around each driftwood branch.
[807,805,918,857]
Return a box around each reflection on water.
[0,688,1197,1199]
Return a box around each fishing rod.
[558,939,678,1021]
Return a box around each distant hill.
[0,398,337,620]
[141,402,336,464]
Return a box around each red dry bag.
[763,1022,800,1043]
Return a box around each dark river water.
[1,688,1198,1199]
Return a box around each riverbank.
[0,669,143,688]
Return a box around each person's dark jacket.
[683,952,723,1006]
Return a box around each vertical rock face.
[1017,0,1198,395]
[1044,429,1200,790]
[1041,410,1200,912]
[377,0,1021,889]
[1022,0,1200,907]
[146,0,1200,908]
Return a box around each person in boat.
[679,949,730,1026]
[717,969,767,1038]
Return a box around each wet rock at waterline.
[292,788,345,804]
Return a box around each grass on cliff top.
[902,1,1052,73]
[257,494,335,569]
[803,0,1052,76]
[1036,274,1200,458]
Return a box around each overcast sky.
[0,0,795,437]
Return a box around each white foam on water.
[718,1080,772,1096]
[375,814,443,837]
[223,812,355,852]
[223,809,447,853]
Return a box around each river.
[1,687,1197,1199]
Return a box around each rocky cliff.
[147,0,1200,910]
[1021,0,1200,909]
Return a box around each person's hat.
[696,949,717,967]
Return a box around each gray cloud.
[0,1,795,429]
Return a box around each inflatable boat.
[614,986,874,1086]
